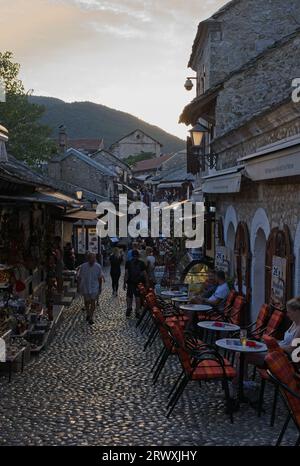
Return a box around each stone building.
[181,0,300,320]
[48,148,116,200]
[110,129,162,160]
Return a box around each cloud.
[0,0,228,137]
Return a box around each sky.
[0,0,228,139]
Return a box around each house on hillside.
[57,125,104,155]
[132,153,173,181]
[109,129,162,160]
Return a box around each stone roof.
[188,0,242,68]
[0,154,52,188]
[51,148,116,177]
[132,154,173,173]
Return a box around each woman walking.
[110,247,123,297]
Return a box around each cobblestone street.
[0,270,298,446]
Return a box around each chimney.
[58,125,67,153]
[0,125,8,163]
[99,138,104,151]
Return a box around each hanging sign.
[77,228,86,254]
[88,228,99,254]
[215,246,230,274]
[271,256,287,308]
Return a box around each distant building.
[56,125,104,155]
[132,153,173,181]
[110,129,162,160]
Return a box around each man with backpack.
[124,250,148,318]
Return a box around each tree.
[0,51,56,165]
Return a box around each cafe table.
[216,338,267,403]
[171,296,190,304]
[160,290,188,299]
[179,304,213,313]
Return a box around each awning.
[0,192,71,206]
[157,182,184,189]
[63,210,99,220]
[202,167,243,194]
[238,136,300,181]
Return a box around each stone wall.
[60,155,110,197]
[216,178,300,239]
[194,0,300,92]
[215,33,300,139]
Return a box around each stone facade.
[185,0,300,318]
[48,149,116,199]
[110,129,162,160]
[191,0,300,93]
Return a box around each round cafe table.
[216,338,267,403]
[198,321,240,332]
[160,290,188,299]
[171,296,190,304]
[179,304,213,313]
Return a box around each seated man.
[199,270,230,313]
[190,270,217,304]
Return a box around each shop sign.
[271,256,287,308]
[77,227,86,254]
[88,228,99,254]
[245,150,300,181]
[215,246,230,273]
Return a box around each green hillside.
[29,96,185,153]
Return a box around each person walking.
[110,247,123,297]
[53,236,64,294]
[124,250,148,318]
[146,246,156,287]
[77,252,105,325]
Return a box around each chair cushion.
[191,358,236,380]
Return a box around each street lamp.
[189,123,209,147]
[189,123,218,170]
[75,190,83,201]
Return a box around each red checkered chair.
[166,324,236,422]
[197,289,238,323]
[248,304,271,340]
[254,308,286,341]
[256,335,285,423]
[265,350,300,446]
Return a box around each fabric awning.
[202,167,243,194]
[157,182,184,189]
[63,210,99,220]
[238,137,300,181]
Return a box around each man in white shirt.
[203,270,230,313]
[77,252,105,324]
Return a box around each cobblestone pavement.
[0,270,298,446]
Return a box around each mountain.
[29,96,185,153]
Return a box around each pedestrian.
[124,250,148,318]
[64,242,76,270]
[126,241,138,261]
[53,236,64,294]
[110,247,123,297]
[77,252,105,325]
[146,246,156,286]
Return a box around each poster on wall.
[77,228,86,254]
[215,246,230,274]
[88,228,99,254]
[271,256,287,308]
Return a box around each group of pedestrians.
[77,241,156,324]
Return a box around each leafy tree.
[0,51,56,165]
[124,152,156,167]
